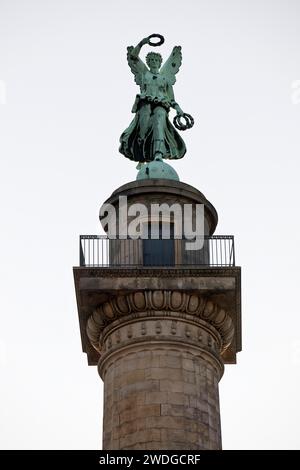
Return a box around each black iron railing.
[79,235,235,267]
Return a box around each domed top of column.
[101,178,218,235]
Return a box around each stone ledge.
[73,266,241,365]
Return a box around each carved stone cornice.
[74,266,241,279]
[86,290,234,355]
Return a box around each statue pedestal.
[136,158,180,181]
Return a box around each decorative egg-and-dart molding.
[86,290,234,355]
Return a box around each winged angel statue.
[119,34,194,164]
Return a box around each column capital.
[87,290,234,358]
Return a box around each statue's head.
[146,52,163,73]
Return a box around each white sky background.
[0,0,300,449]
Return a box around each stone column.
[74,179,241,449]
[87,290,234,450]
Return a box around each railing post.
[79,236,85,266]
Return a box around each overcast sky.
[1,0,300,449]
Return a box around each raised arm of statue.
[130,37,148,59]
[127,37,149,86]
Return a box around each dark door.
[143,223,175,266]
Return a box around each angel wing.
[127,46,148,86]
[160,46,182,85]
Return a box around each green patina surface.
[119,34,194,169]
[136,157,180,181]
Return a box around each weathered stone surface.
[73,266,241,365]
[98,309,224,449]
[80,275,235,292]
[101,344,222,449]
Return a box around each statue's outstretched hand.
[137,34,164,50]
[176,109,184,117]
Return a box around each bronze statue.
[119,34,194,164]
